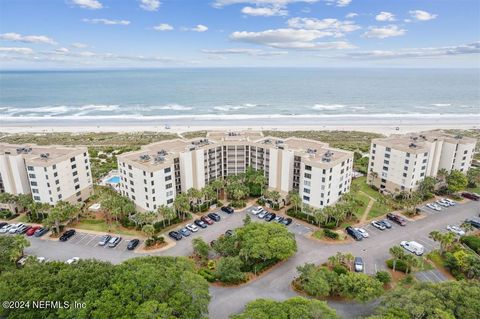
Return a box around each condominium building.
[0,143,94,205]
[117,131,353,212]
[367,131,476,193]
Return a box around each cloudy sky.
[0,0,479,68]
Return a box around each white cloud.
[231,28,355,49]
[71,42,88,48]
[375,11,395,22]
[409,10,437,21]
[153,23,173,31]
[71,0,103,9]
[287,17,360,34]
[0,47,34,54]
[139,0,161,11]
[241,6,287,16]
[362,25,406,39]
[202,48,287,56]
[345,12,358,19]
[347,42,480,59]
[213,0,319,8]
[191,25,209,32]
[325,0,351,7]
[0,32,57,45]
[83,18,130,25]
[55,47,70,54]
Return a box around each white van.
[400,241,425,256]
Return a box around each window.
[34,196,40,201]
[143,171,146,176]
[406,153,410,158]
[72,171,78,176]
[57,187,61,192]
[29,173,36,179]
[304,173,311,179]
[383,166,388,171]
[404,166,408,171]
[128,165,132,170]
[167,198,174,204]
[32,189,39,193]
[54,172,58,177]
[405,159,409,164]
[27,166,34,171]
[303,195,310,201]
[403,173,407,177]
[74,177,79,183]
[304,180,311,187]
[75,185,80,190]
[372,149,376,154]
[58,194,62,199]
[70,157,75,162]
[165,167,171,173]
[166,183,173,189]
[386,147,391,152]
[165,175,172,181]
[71,164,77,169]
[53,164,56,169]
[385,153,390,158]
[303,188,310,194]
[167,191,173,197]
[30,181,37,186]
[384,160,389,165]
[422,159,427,163]
[305,165,312,171]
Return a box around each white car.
[251,206,264,215]
[8,223,24,234]
[186,224,199,232]
[400,240,425,256]
[258,210,268,219]
[443,198,456,206]
[355,228,369,238]
[66,257,80,264]
[0,224,13,234]
[36,257,46,263]
[371,220,386,230]
[426,203,441,211]
[446,225,465,236]
[436,200,450,208]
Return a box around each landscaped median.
[191,221,297,285]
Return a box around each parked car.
[98,235,112,246]
[400,240,425,256]
[26,225,41,236]
[8,223,24,234]
[66,257,80,264]
[346,226,363,241]
[426,203,441,211]
[168,231,182,241]
[225,229,234,237]
[186,224,199,232]
[207,212,221,222]
[462,192,480,201]
[386,213,407,226]
[371,220,386,230]
[201,216,214,225]
[0,224,12,234]
[442,198,456,206]
[17,225,31,234]
[34,227,49,237]
[194,219,207,228]
[221,206,234,214]
[379,220,392,229]
[354,227,369,238]
[446,225,465,236]
[274,215,284,223]
[108,237,122,248]
[265,213,276,222]
[16,256,29,267]
[36,257,46,263]
[436,200,450,208]
[465,218,480,229]
[257,210,268,219]
[354,257,364,272]
[59,229,76,242]
[251,206,264,215]
[210,240,216,247]
[281,218,293,226]
[127,239,140,250]
[180,228,191,237]
[0,222,8,228]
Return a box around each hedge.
[286,208,317,227]
[198,268,216,282]
[461,236,480,254]
[323,229,339,240]
[386,258,408,273]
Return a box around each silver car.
[98,235,111,246]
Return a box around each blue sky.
[0,0,479,68]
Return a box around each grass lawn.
[466,186,480,194]
[352,176,394,219]
[368,202,390,219]
[312,230,324,240]
[74,219,143,237]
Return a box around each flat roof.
[0,143,87,166]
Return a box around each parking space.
[415,269,448,283]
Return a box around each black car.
[465,218,480,229]
[0,222,8,228]
[194,219,208,228]
[208,212,221,222]
[59,229,76,242]
[127,239,140,250]
[168,231,182,241]
[346,226,363,241]
[221,206,234,214]
[265,213,276,222]
[34,227,49,237]
[225,229,234,237]
[281,218,293,226]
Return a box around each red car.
[200,216,214,225]
[462,192,480,201]
[26,225,41,236]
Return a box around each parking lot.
[415,269,449,283]
[60,232,143,252]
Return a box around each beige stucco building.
[0,143,94,205]
[367,131,476,193]
[117,131,353,212]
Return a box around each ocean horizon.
[1,68,479,126]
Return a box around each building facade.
[0,143,94,205]
[367,131,476,193]
[117,131,353,211]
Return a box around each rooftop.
[0,143,86,166]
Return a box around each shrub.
[286,208,317,226]
[375,271,392,284]
[386,258,408,273]
[333,265,348,275]
[323,222,337,229]
[216,200,223,207]
[257,198,266,206]
[0,210,13,219]
[215,256,246,284]
[145,235,165,247]
[198,268,216,282]
[323,229,339,240]
[460,236,480,254]
[231,200,246,208]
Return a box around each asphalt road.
[7,200,480,319]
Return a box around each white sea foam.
[431,103,451,107]
[212,104,259,112]
[350,106,366,110]
[312,104,345,110]
[77,104,120,111]
[151,104,193,111]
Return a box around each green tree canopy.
[0,235,30,272]
[446,170,468,193]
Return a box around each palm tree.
[157,205,176,226]
[202,185,216,206]
[210,179,224,200]
[313,208,326,227]
[8,235,30,263]
[141,224,155,239]
[403,254,419,274]
[269,190,281,204]
[174,193,190,219]
[368,171,378,184]
[187,187,202,210]
[429,230,456,254]
[389,246,405,272]
[343,252,355,271]
[44,201,77,234]
[288,191,302,213]
[437,168,448,182]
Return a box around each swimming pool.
[106,176,120,184]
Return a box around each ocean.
[1,68,479,126]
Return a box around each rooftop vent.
[419,134,426,139]
[409,143,417,148]
[263,139,272,144]
[139,154,150,161]
[40,153,50,160]
[275,139,284,144]
[16,147,32,154]
[154,155,165,163]
[228,132,240,137]
[158,149,168,156]
[455,135,463,139]
[321,150,334,162]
